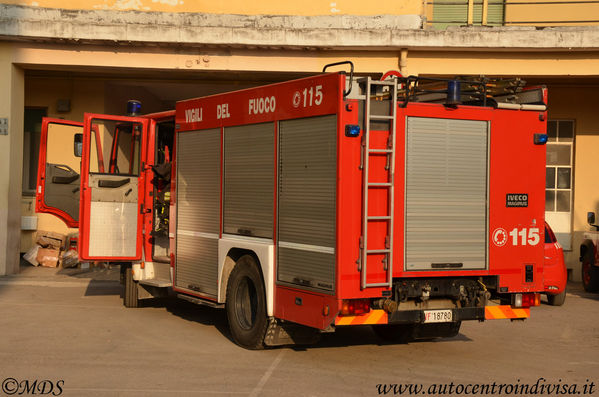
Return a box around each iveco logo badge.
[506,193,528,207]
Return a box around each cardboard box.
[36,247,60,268]
[36,230,67,251]
[23,245,40,266]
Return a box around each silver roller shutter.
[175,128,221,296]
[405,117,488,271]
[223,123,274,238]
[278,115,337,292]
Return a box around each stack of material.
[60,233,79,268]
[23,231,78,268]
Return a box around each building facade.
[1,0,599,281]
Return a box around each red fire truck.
[36,63,549,349]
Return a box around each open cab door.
[79,113,149,262]
[36,118,86,228]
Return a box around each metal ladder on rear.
[359,77,398,289]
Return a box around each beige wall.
[0,43,24,275]
[12,45,402,76]
[505,1,599,26]
[25,77,106,123]
[409,51,599,77]
[548,84,599,280]
[1,0,422,15]
[103,83,166,116]
[13,45,599,81]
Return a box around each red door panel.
[35,118,84,228]
[78,113,149,262]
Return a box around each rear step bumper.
[335,305,529,326]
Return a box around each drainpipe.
[399,48,409,76]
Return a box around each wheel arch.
[220,248,262,303]
[218,237,275,316]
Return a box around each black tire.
[119,265,126,285]
[547,290,566,306]
[124,267,139,308]
[581,250,599,293]
[371,324,416,344]
[226,255,268,350]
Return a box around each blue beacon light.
[345,124,361,137]
[534,133,548,145]
[127,100,142,116]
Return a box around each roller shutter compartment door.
[278,115,337,292]
[175,128,221,296]
[223,123,274,239]
[405,117,489,271]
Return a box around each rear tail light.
[512,293,541,308]
[340,299,371,316]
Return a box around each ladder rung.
[364,282,392,288]
[370,80,396,86]
[366,249,391,254]
[369,115,394,120]
[368,149,393,154]
[368,182,392,187]
[367,216,391,220]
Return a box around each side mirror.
[74,133,83,157]
[588,212,596,226]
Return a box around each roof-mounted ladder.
[359,77,398,290]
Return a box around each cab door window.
[89,120,142,176]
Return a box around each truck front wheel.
[582,257,599,293]
[124,267,139,308]
[226,255,268,350]
[547,290,566,306]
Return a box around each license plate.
[423,309,453,323]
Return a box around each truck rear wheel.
[581,252,599,292]
[547,290,566,306]
[124,267,139,308]
[226,255,267,350]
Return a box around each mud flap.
[263,318,321,347]
[138,284,170,300]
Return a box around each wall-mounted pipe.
[399,48,408,76]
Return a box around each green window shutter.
[431,0,504,29]
[486,2,505,26]
[432,0,468,29]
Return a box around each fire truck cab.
[37,64,549,349]
[36,109,176,299]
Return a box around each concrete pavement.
[0,265,597,396]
